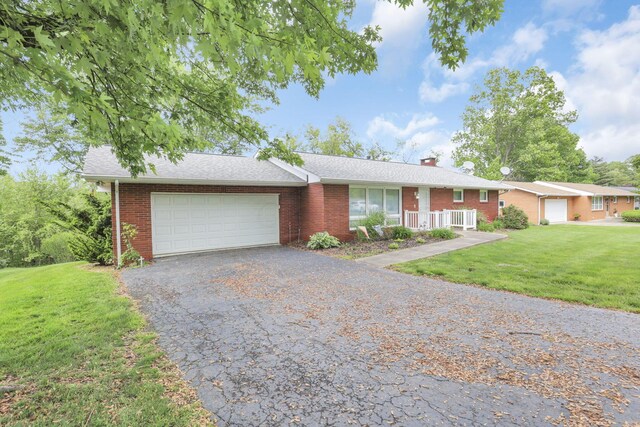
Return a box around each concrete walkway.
[356,230,508,268]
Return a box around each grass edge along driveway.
[393,225,640,313]
[0,262,212,426]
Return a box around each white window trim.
[592,195,603,211]
[349,186,402,229]
[499,200,506,208]
[479,189,489,203]
[627,196,631,203]
[453,188,464,203]
[613,196,618,204]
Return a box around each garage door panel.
[154,197,173,207]
[151,193,280,256]
[545,199,567,223]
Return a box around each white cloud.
[366,113,439,139]
[418,81,469,103]
[367,1,429,73]
[446,22,548,80]
[548,71,578,113]
[366,113,455,166]
[501,22,549,62]
[406,130,456,167]
[579,124,640,161]
[557,6,640,160]
[419,22,548,103]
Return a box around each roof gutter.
[319,178,510,190]
[81,175,307,187]
[114,180,122,267]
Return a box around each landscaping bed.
[290,231,456,259]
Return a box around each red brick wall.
[402,187,418,226]
[300,183,325,240]
[111,183,301,261]
[323,184,351,241]
[299,183,351,242]
[430,188,500,221]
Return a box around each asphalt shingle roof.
[504,181,579,196]
[82,146,306,185]
[540,182,638,197]
[296,152,510,190]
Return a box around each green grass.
[394,225,640,313]
[0,263,211,426]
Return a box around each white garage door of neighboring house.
[151,193,280,256]
[544,199,567,223]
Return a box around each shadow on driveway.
[122,246,640,426]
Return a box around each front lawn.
[0,263,211,426]
[393,225,640,312]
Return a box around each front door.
[605,197,610,217]
[419,187,430,212]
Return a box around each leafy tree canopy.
[302,117,396,160]
[0,121,10,174]
[452,66,594,182]
[0,168,80,266]
[590,156,639,187]
[0,0,503,175]
[13,102,92,174]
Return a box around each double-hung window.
[349,187,401,228]
[591,195,603,211]
[453,189,464,203]
[479,189,488,202]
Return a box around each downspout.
[538,195,548,225]
[538,196,541,225]
[114,180,122,267]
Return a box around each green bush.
[46,193,113,265]
[415,237,426,244]
[500,205,529,229]
[430,228,456,240]
[477,222,495,232]
[119,223,142,267]
[392,225,413,239]
[41,232,76,264]
[357,211,387,240]
[307,232,341,249]
[621,210,640,222]
[388,242,399,250]
[540,218,550,226]
[492,219,504,229]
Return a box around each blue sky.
[3,0,640,174]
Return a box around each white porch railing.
[404,209,477,231]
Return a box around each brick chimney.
[420,157,437,166]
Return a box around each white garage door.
[544,199,567,223]
[151,193,280,256]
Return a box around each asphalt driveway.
[122,247,640,426]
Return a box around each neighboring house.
[82,146,509,261]
[614,187,640,210]
[501,181,638,224]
